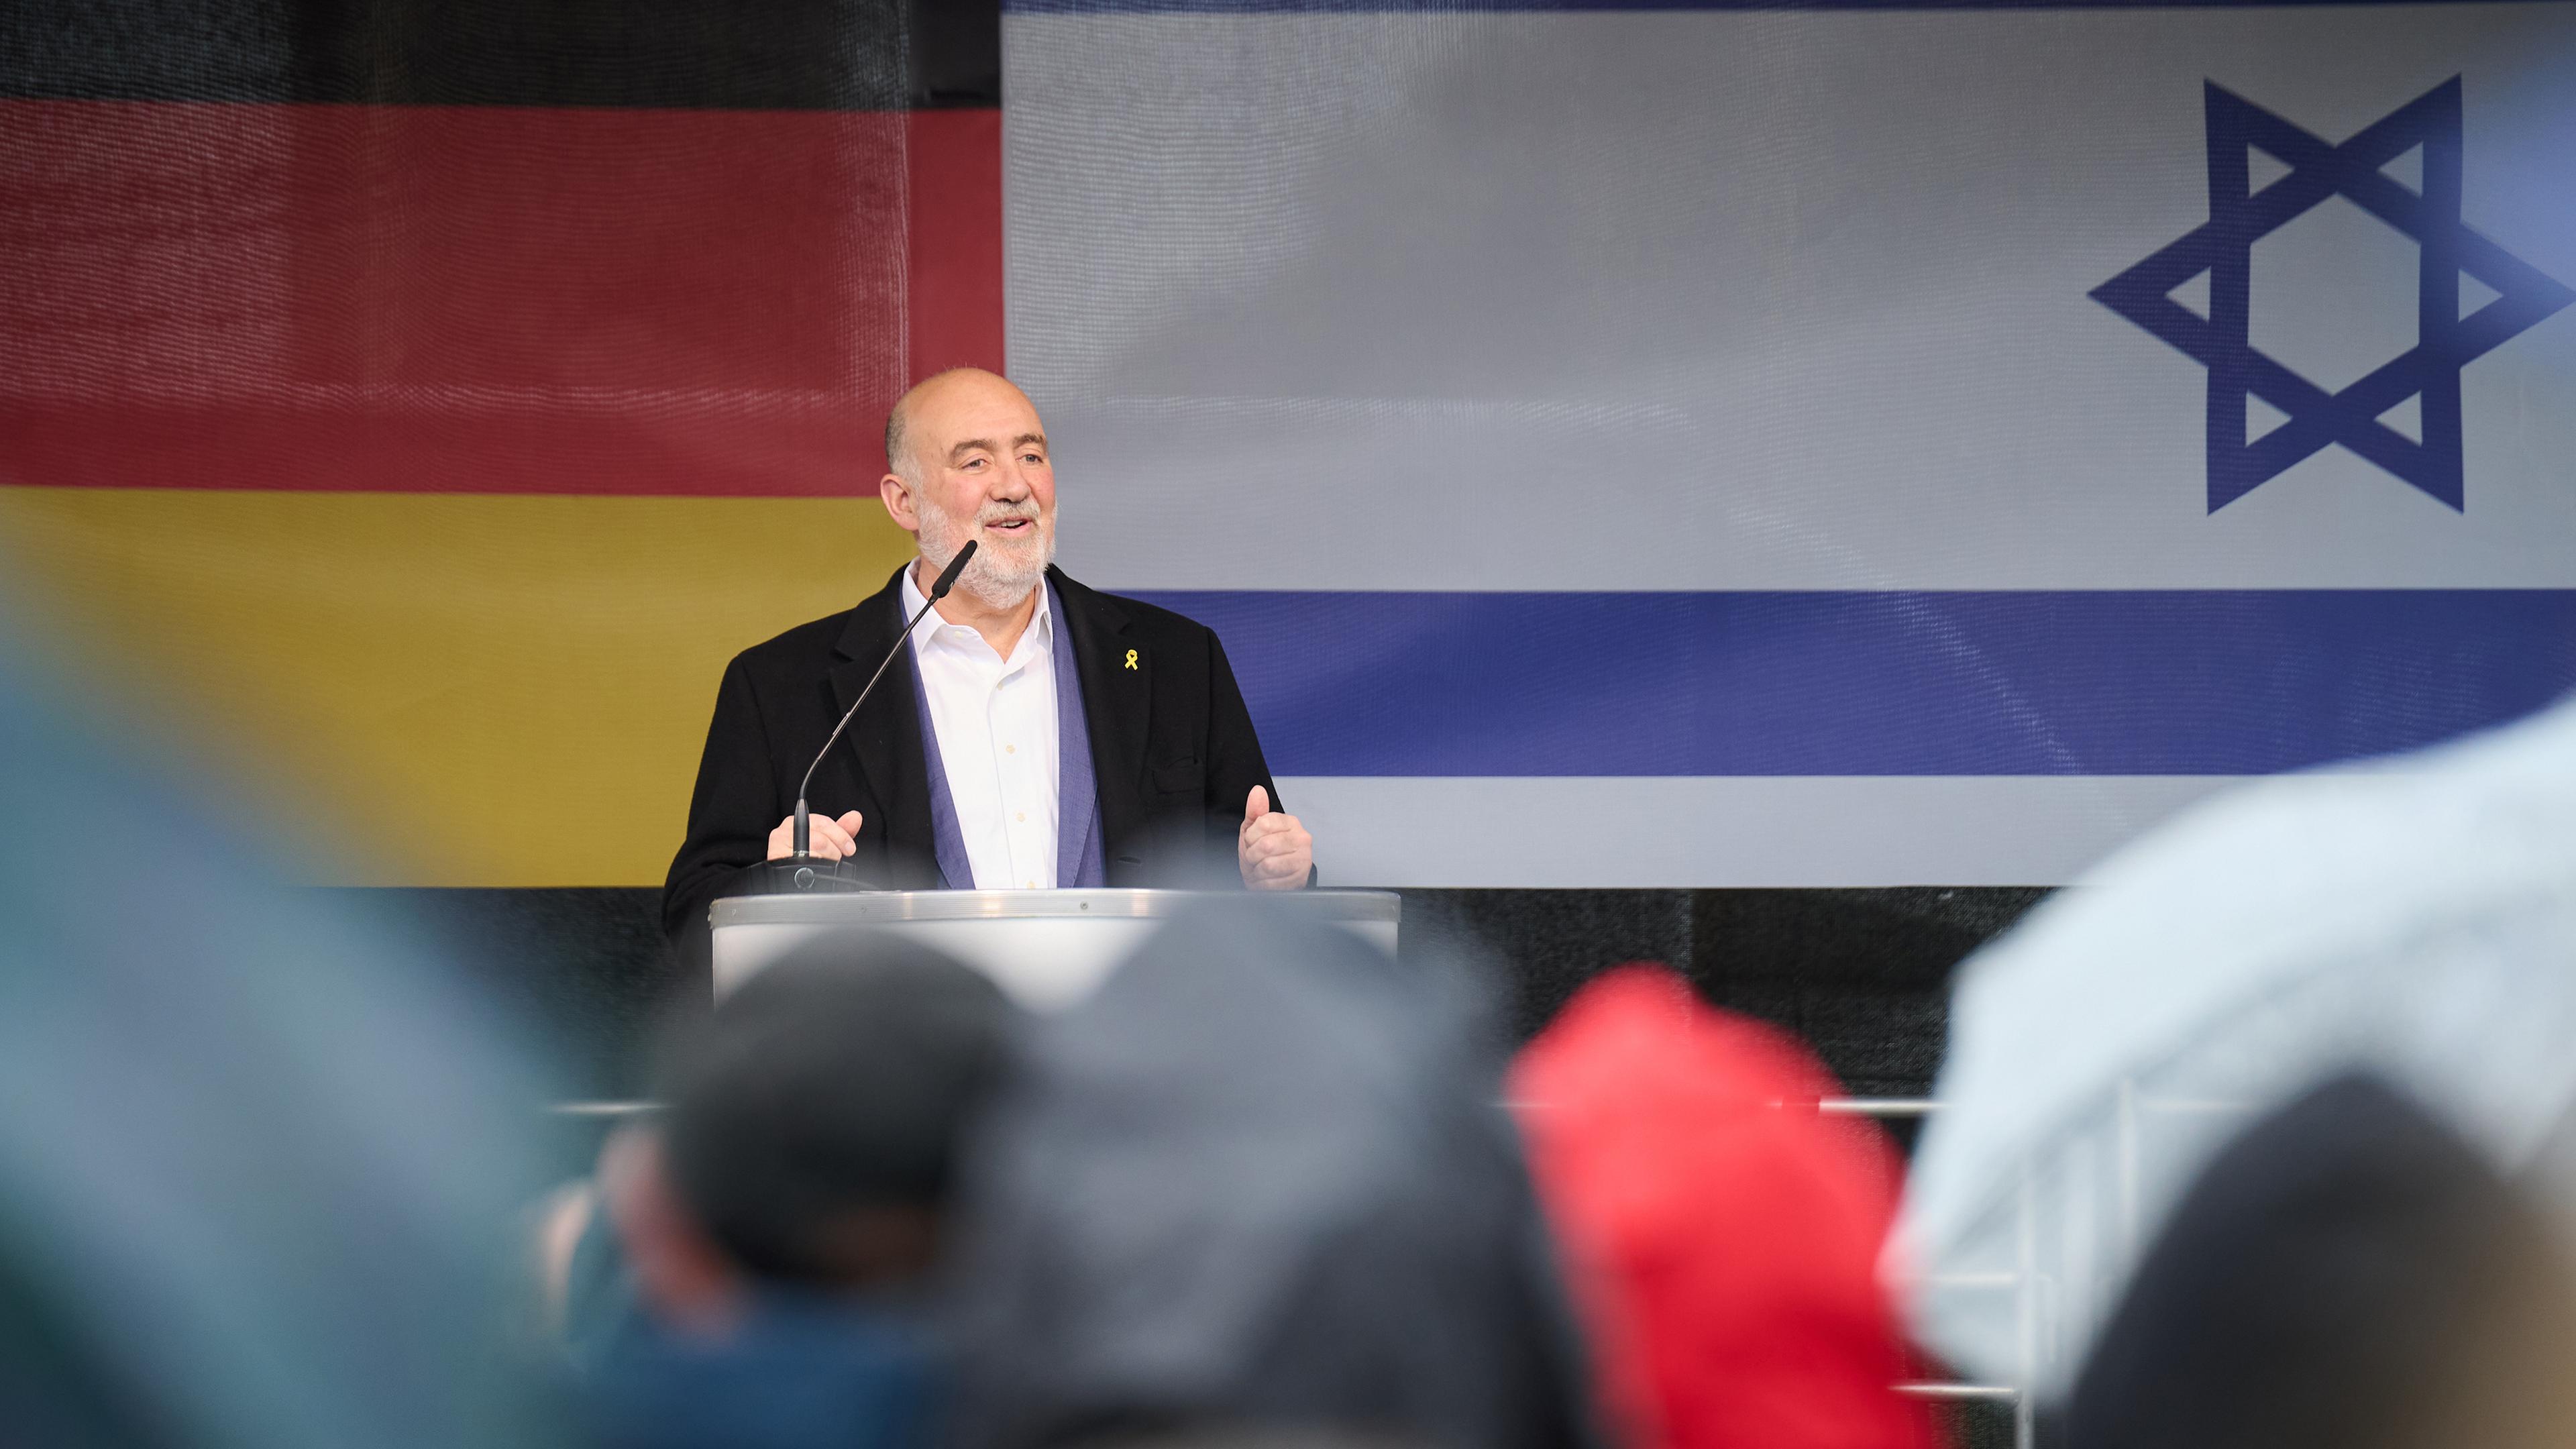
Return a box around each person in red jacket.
[1511,965,1938,1449]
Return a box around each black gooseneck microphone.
[790,539,977,860]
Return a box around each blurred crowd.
[10,625,2576,1449]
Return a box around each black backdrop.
[363,885,2053,1118]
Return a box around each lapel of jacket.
[828,565,936,871]
[1050,566,1150,858]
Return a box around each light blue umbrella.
[1900,693,2576,1398]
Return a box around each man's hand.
[767,810,865,861]
[1238,786,1312,890]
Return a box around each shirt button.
[1015,812,1026,823]
[1004,743,1016,754]
[1025,879,1036,888]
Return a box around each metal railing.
[552,1087,2268,1449]
[1803,1095,2031,1449]
[1824,1087,2252,1449]
[548,1100,655,1118]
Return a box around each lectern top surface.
[710,888,1399,928]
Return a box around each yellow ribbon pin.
[1124,649,1140,671]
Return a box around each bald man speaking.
[662,370,1313,956]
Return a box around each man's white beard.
[918,498,1054,610]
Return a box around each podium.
[708,889,1401,1010]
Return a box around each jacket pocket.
[1150,757,1201,795]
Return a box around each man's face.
[883,374,1056,608]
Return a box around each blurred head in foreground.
[0,633,564,1446]
[935,900,1602,1449]
[1510,965,1937,1449]
[564,934,1019,1449]
[642,936,1017,1301]
[2070,1073,2576,1449]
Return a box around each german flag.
[1,0,999,886]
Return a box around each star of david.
[2092,77,2573,511]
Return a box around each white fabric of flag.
[1004,1,2576,888]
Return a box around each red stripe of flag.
[0,100,1002,495]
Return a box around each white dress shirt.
[901,566,1060,890]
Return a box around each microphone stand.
[758,540,978,894]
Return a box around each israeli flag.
[1010,1,2576,888]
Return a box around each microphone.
[789,539,977,862]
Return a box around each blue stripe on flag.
[1134,590,2576,776]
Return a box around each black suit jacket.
[661,564,1291,965]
